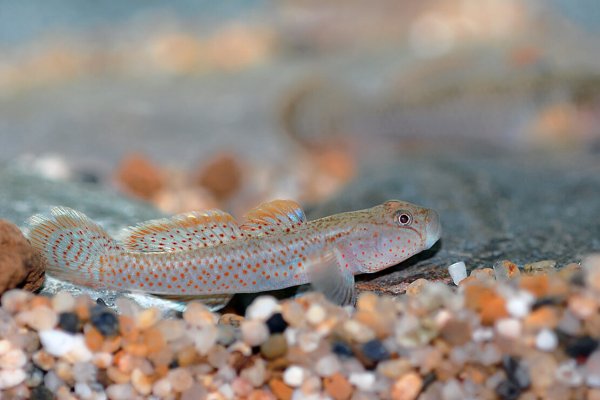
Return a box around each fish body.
[27,199,441,305]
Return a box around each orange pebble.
[30,296,52,309]
[523,306,559,330]
[143,328,166,354]
[464,284,508,325]
[269,378,293,400]
[520,275,549,298]
[119,315,139,341]
[84,327,104,352]
[101,335,122,354]
[107,366,131,384]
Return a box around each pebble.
[495,318,522,339]
[361,339,390,362]
[535,329,558,352]
[265,313,288,334]
[136,308,160,330]
[343,320,375,343]
[505,291,535,318]
[168,368,194,392]
[152,378,172,397]
[324,373,353,400]
[269,378,293,400]
[0,348,27,369]
[493,260,521,281]
[283,365,307,387]
[52,292,75,313]
[565,335,599,359]
[183,301,217,327]
[58,312,80,334]
[1,289,32,313]
[39,330,79,357]
[246,296,280,321]
[405,278,429,297]
[391,372,422,400]
[241,320,270,346]
[20,306,58,331]
[0,369,26,390]
[348,371,376,392]
[106,383,134,400]
[315,354,341,377]
[260,334,287,359]
[89,306,119,337]
[240,359,267,387]
[306,304,327,325]
[447,261,467,285]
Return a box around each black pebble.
[58,312,80,334]
[496,380,521,400]
[502,356,530,389]
[90,305,119,337]
[361,339,390,362]
[565,335,599,359]
[265,313,287,334]
[30,386,55,400]
[331,340,354,357]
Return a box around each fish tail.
[26,207,119,287]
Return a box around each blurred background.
[1,0,599,216]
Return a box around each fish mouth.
[424,209,441,249]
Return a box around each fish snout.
[424,209,441,249]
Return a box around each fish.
[26,199,441,307]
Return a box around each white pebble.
[0,368,26,389]
[106,383,135,400]
[0,340,11,356]
[495,318,522,339]
[506,291,534,318]
[555,360,583,386]
[349,371,376,391]
[306,304,326,325]
[0,348,27,369]
[241,320,269,347]
[246,296,280,321]
[283,365,307,387]
[536,329,558,352]
[75,382,93,399]
[66,336,93,363]
[152,378,172,397]
[448,261,467,285]
[52,291,75,313]
[190,325,218,355]
[472,327,494,342]
[39,329,78,357]
[315,354,341,377]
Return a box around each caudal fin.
[26,207,119,287]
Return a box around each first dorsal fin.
[122,210,244,252]
[240,199,306,236]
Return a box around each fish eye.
[395,210,412,226]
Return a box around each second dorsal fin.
[122,210,243,252]
[240,199,306,235]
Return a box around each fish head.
[347,200,441,274]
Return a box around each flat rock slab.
[307,153,600,294]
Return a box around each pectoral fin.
[308,249,356,306]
